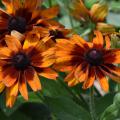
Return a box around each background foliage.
[0,0,120,120]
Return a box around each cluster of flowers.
[0,0,120,108]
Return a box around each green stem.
[48,0,52,7]
[89,87,97,120]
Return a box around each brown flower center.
[49,30,64,41]
[12,53,30,70]
[85,49,103,66]
[8,16,26,33]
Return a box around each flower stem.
[89,86,97,120]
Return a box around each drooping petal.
[25,67,41,91]
[65,69,79,87]
[96,68,109,92]
[100,67,120,84]
[19,73,28,100]
[82,67,95,89]
[2,67,18,87]
[6,88,17,108]
[105,35,111,49]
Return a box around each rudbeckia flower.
[34,21,71,43]
[0,33,57,107]
[0,0,59,36]
[71,0,115,32]
[55,31,120,92]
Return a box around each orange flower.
[0,34,57,107]
[0,0,59,35]
[71,0,115,32]
[34,21,71,42]
[55,31,120,92]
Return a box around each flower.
[55,31,120,92]
[0,0,59,35]
[34,21,71,43]
[0,33,57,107]
[71,0,115,32]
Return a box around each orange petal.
[93,30,104,48]
[19,73,28,100]
[32,48,55,68]
[65,69,79,87]
[41,5,59,19]
[2,0,13,14]
[11,30,25,42]
[39,68,58,80]
[0,81,5,93]
[104,49,120,64]
[9,82,19,96]
[103,64,120,77]
[6,88,17,108]
[105,35,111,49]
[24,0,42,9]
[75,64,89,83]
[0,47,12,59]
[72,0,89,20]
[82,67,95,89]
[90,3,108,22]
[96,68,109,92]
[2,67,18,87]
[5,35,22,52]
[25,67,41,91]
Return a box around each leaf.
[100,92,120,120]
[0,92,43,116]
[95,93,115,118]
[45,96,91,120]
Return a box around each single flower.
[0,0,59,35]
[0,33,57,107]
[55,31,120,92]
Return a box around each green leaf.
[45,96,91,120]
[40,77,72,98]
[95,93,115,118]
[0,92,43,116]
[100,92,120,120]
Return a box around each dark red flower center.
[85,49,103,66]
[49,30,64,41]
[12,53,30,70]
[8,16,27,33]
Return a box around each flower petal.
[2,67,18,87]
[93,30,104,48]
[19,73,28,100]
[5,35,22,52]
[39,68,58,80]
[82,67,95,89]
[90,3,108,22]
[96,68,109,92]
[25,67,41,91]
[6,88,17,108]
[41,5,59,19]
[0,81,5,93]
